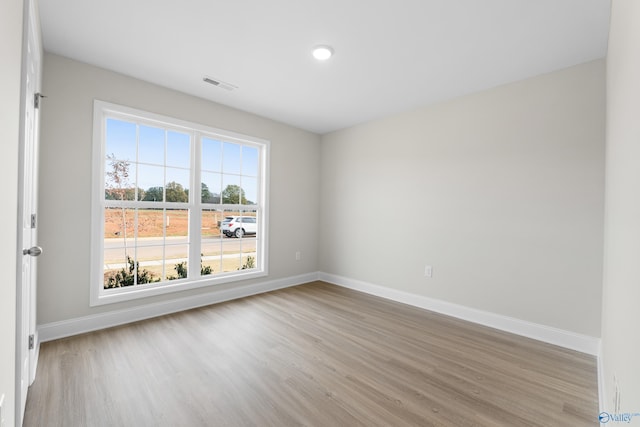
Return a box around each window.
[91,101,269,305]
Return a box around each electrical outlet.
[424,265,433,278]
[295,251,301,261]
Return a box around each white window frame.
[90,100,269,306]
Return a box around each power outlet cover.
[424,265,433,278]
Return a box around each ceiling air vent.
[203,76,237,91]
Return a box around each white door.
[17,0,42,424]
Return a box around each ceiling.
[38,0,611,135]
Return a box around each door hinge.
[28,335,34,350]
[30,213,36,229]
[34,92,46,109]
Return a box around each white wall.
[0,0,23,425]
[601,0,640,413]
[37,54,321,324]
[320,60,605,337]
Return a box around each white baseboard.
[598,342,606,413]
[39,270,601,357]
[318,272,601,356]
[38,272,319,342]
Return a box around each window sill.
[90,269,268,306]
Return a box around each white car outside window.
[221,216,257,238]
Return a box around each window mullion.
[189,131,201,279]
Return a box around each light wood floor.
[24,282,598,426]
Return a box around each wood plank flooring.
[24,281,599,426]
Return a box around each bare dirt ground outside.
[104,208,256,238]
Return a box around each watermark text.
[599,412,640,424]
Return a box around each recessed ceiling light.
[312,45,334,61]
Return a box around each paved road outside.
[104,236,257,269]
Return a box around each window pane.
[244,210,258,237]
[201,172,221,203]
[240,254,257,271]
[104,254,161,288]
[201,236,222,275]
[167,131,190,168]
[201,209,224,275]
[135,245,164,283]
[220,208,240,238]
[104,208,162,288]
[241,233,257,254]
[241,177,258,206]
[201,209,222,238]
[242,145,259,177]
[218,208,257,272]
[221,250,241,273]
[141,187,164,203]
[165,168,190,203]
[138,164,164,202]
[104,267,123,288]
[105,160,137,201]
[165,245,189,281]
[136,237,162,248]
[202,138,222,172]
[104,207,136,240]
[137,208,164,237]
[136,212,164,285]
[200,256,214,277]
[104,207,137,288]
[105,118,136,162]
[222,142,241,174]
[222,175,242,204]
[138,125,165,165]
[104,264,135,289]
[165,209,189,238]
